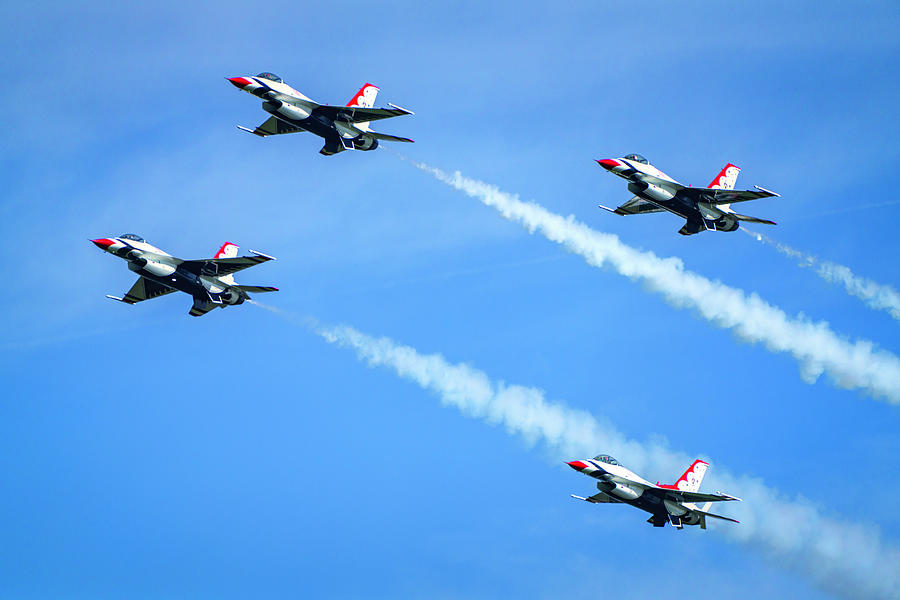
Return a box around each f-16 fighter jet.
[91,235,278,317]
[228,73,414,156]
[597,154,779,235]
[567,454,741,529]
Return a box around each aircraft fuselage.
[231,75,378,155]
[95,237,245,306]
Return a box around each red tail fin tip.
[347,83,379,108]
[708,163,741,190]
[215,242,239,259]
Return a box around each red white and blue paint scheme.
[567,455,740,529]
[597,154,780,235]
[91,235,278,317]
[228,72,414,156]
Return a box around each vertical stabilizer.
[708,163,741,213]
[347,83,379,131]
[215,242,239,259]
[347,83,379,108]
[708,163,741,190]
[659,459,709,492]
[214,242,239,284]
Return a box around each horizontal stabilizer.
[189,297,217,317]
[367,131,414,143]
[698,510,740,524]
[731,212,777,225]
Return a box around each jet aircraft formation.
[91,70,782,529]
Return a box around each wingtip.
[387,102,415,115]
[754,185,781,197]
[249,250,276,260]
[598,204,621,215]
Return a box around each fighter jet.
[597,154,780,235]
[228,73,414,156]
[91,234,278,317]
[567,454,741,529]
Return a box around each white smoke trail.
[317,322,900,600]
[744,229,900,322]
[404,159,900,405]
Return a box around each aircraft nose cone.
[90,238,114,250]
[596,159,620,171]
[227,76,251,88]
[567,461,588,471]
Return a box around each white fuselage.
[93,236,245,305]
[600,157,739,230]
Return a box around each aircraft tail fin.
[708,163,741,190]
[658,459,709,492]
[708,164,741,212]
[347,83,380,131]
[347,83,379,108]
[215,242,239,284]
[215,242,239,259]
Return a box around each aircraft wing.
[571,492,621,503]
[660,489,742,503]
[180,251,276,278]
[314,104,414,124]
[238,116,304,137]
[679,186,780,205]
[599,195,666,216]
[107,276,176,304]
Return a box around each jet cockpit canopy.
[592,454,619,466]
[623,154,649,165]
[119,233,145,242]
[256,72,283,83]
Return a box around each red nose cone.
[91,238,114,249]
[596,159,620,170]
[567,461,588,471]
[228,77,251,88]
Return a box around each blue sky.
[2,1,899,598]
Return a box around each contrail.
[314,322,899,600]
[403,158,900,405]
[744,229,900,322]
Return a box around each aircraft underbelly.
[141,271,200,298]
[624,492,665,515]
[637,194,695,220]
[269,112,335,140]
